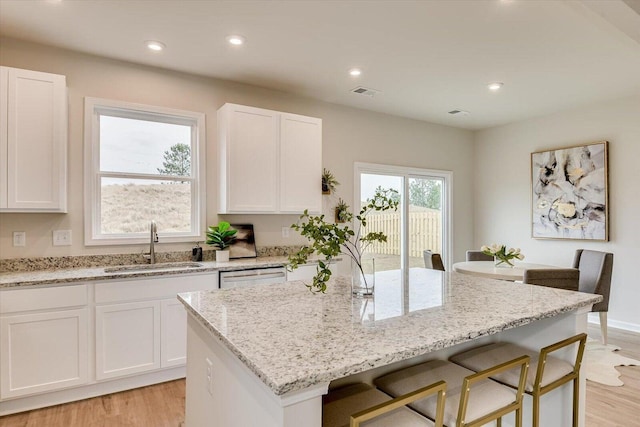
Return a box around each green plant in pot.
[334,198,350,223]
[288,188,399,294]
[321,168,339,194]
[206,221,237,262]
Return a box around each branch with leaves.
[288,188,399,293]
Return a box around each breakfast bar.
[178,269,601,427]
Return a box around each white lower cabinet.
[0,272,218,414]
[93,273,217,381]
[95,300,161,380]
[0,285,88,399]
[161,298,188,368]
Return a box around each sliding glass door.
[356,163,450,274]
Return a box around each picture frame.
[228,224,257,258]
[531,141,608,241]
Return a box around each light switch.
[282,227,290,238]
[53,230,72,246]
[13,231,26,247]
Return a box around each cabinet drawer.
[95,273,217,304]
[0,285,87,314]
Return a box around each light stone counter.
[0,257,293,289]
[179,269,601,397]
[179,268,601,427]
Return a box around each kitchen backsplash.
[0,246,306,273]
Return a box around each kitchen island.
[178,269,601,427]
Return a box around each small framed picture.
[228,224,257,258]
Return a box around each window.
[355,163,452,271]
[84,98,205,245]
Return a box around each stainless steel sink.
[104,261,204,273]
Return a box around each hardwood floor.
[0,380,185,427]
[585,324,640,427]
[1,325,638,426]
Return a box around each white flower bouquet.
[481,244,524,268]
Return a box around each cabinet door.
[1,67,67,212]
[0,309,88,398]
[161,298,187,368]
[219,104,278,213]
[95,300,161,380]
[279,113,322,214]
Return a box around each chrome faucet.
[144,220,159,264]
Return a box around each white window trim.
[354,162,453,271]
[83,97,206,246]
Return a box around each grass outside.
[101,183,191,234]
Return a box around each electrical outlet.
[205,357,213,395]
[282,227,290,238]
[13,231,26,247]
[53,230,72,246]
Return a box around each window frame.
[83,97,206,246]
[354,162,453,271]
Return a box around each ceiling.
[1,0,640,130]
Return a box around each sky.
[100,115,191,178]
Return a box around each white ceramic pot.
[216,250,230,262]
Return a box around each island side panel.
[185,314,325,427]
[496,305,590,427]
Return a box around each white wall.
[474,94,640,331]
[0,38,475,263]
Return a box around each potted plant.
[206,221,237,262]
[321,168,339,194]
[481,244,524,268]
[334,198,350,223]
[288,188,399,294]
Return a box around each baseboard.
[588,313,640,333]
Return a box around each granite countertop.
[178,269,602,396]
[0,256,294,289]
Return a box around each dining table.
[452,260,562,281]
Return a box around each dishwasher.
[219,266,287,289]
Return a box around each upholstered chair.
[374,356,530,427]
[423,250,445,272]
[450,333,587,427]
[522,268,580,291]
[323,381,446,427]
[465,250,493,262]
[572,250,614,344]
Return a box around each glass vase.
[352,258,375,297]
[494,256,514,268]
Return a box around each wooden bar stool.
[449,333,587,427]
[323,380,446,427]
[374,356,529,427]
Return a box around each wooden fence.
[362,210,442,257]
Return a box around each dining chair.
[374,356,529,427]
[572,250,614,344]
[465,250,493,262]
[323,380,446,427]
[423,250,445,271]
[450,333,587,427]
[522,268,580,291]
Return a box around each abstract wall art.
[531,141,608,240]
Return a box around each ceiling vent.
[351,86,381,97]
[448,109,470,116]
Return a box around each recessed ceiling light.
[349,68,362,77]
[488,82,504,91]
[226,35,246,46]
[145,41,166,51]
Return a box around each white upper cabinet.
[0,66,68,212]
[217,103,322,214]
